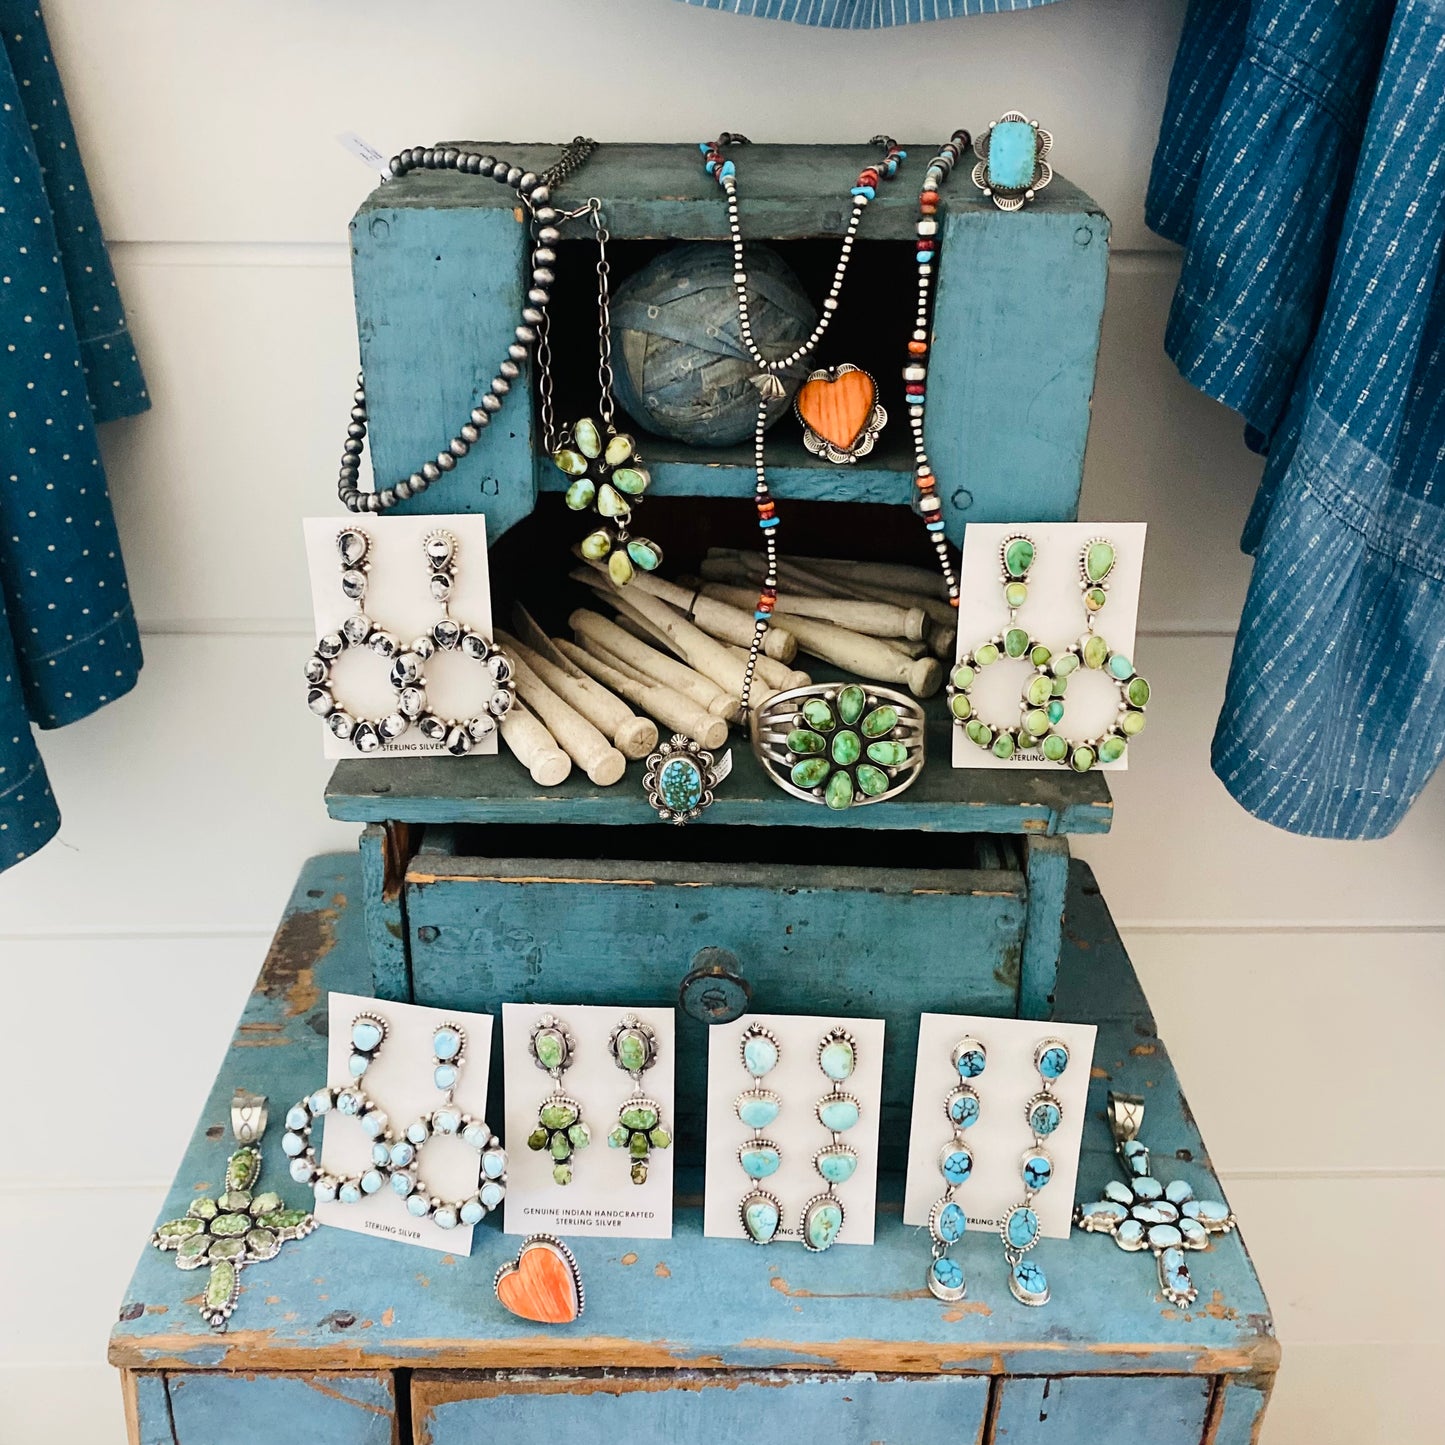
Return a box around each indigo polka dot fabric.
[1,2,147,873]
[1149,0,1445,839]
[664,0,1064,25]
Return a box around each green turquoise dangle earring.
[946,534,1056,760]
[1028,538,1150,771]
[544,200,662,586]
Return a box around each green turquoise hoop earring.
[946,534,1055,760]
[1029,538,1150,771]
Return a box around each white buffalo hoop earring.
[305,529,422,753]
[389,1022,508,1230]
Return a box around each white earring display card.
[501,1003,675,1241]
[303,513,506,759]
[704,1013,886,1248]
[951,521,1147,770]
[312,992,498,1256]
[903,1013,1097,1240]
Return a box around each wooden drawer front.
[415,1371,988,1445]
[160,1372,397,1445]
[405,844,1026,1171]
[992,1376,1214,1442]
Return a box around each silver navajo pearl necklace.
[337,137,598,513]
[698,133,907,714]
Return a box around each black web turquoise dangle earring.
[926,1036,984,1301]
[946,534,1055,760]
[546,200,662,587]
[1000,1037,1068,1306]
[1029,538,1150,771]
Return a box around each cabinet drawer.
[159,1372,398,1445]
[414,1370,988,1445]
[404,825,1027,1170]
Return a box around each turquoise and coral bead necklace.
[902,128,971,607]
[699,133,907,715]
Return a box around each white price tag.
[337,131,391,179]
[712,748,734,783]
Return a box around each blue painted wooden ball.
[611,242,817,447]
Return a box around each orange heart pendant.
[493,1234,584,1324]
[794,364,887,463]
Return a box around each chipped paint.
[260,904,338,1018]
[620,1253,639,1267]
[655,1262,671,1279]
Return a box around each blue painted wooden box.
[110,854,1278,1444]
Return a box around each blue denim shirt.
[664,0,1063,25]
[1150,0,1445,838]
[0,1,147,873]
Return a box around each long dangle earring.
[698,133,907,718]
[735,1024,783,1244]
[902,129,971,604]
[304,528,420,754]
[1000,1038,1069,1307]
[926,1036,984,1301]
[389,1023,509,1230]
[946,533,1056,761]
[525,1015,590,1186]
[409,530,516,756]
[803,1028,861,1252]
[336,137,598,512]
[606,1015,672,1185]
[1030,538,1150,771]
[547,201,662,587]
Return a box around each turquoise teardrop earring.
[947,535,1055,760]
[736,1024,783,1244]
[926,1036,985,1302]
[802,1027,861,1252]
[1029,538,1150,771]
[607,1015,672,1185]
[525,1014,590,1186]
[1000,1037,1068,1306]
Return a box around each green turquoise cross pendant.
[150,1091,316,1330]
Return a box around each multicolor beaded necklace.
[698,134,908,717]
[903,129,971,608]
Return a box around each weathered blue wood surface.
[404,840,1027,1170]
[1208,1375,1274,1445]
[165,1372,396,1445]
[111,853,1275,1386]
[326,692,1114,835]
[123,1372,174,1445]
[359,822,410,1003]
[1020,835,1070,1020]
[992,1375,1212,1442]
[415,1370,989,1445]
[351,143,1107,540]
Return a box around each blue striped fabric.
[665,0,1063,26]
[1148,0,1445,838]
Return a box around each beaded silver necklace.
[336,137,598,513]
[698,134,907,716]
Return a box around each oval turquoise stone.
[580,529,611,560]
[1005,581,1028,609]
[791,756,831,789]
[949,692,972,721]
[619,1104,659,1131]
[1030,1099,1062,1135]
[816,1147,857,1184]
[739,1144,781,1179]
[1005,628,1029,658]
[1083,635,1109,669]
[1086,540,1116,582]
[856,764,890,797]
[659,756,703,812]
[1037,1044,1069,1079]
[1004,535,1035,578]
[940,1147,973,1185]
[931,1256,963,1291]
[965,720,993,747]
[1148,1223,1183,1250]
[1023,709,1050,736]
[615,1029,649,1073]
[626,538,662,571]
[954,1044,986,1079]
[1030,643,1052,666]
[1012,1258,1048,1304]
[831,729,861,766]
[935,1201,967,1242]
[1006,1205,1039,1250]
[825,771,855,811]
[1121,710,1147,735]
[433,1027,461,1060]
[743,1033,779,1077]
[788,728,825,754]
[434,1063,458,1091]
[950,663,975,690]
[1069,746,1096,772]
[975,643,999,667]
[1023,1152,1053,1190]
[837,684,867,725]
[604,432,634,465]
[819,1038,855,1081]
[818,1096,860,1132]
[802,698,835,730]
[612,466,650,496]
[1042,734,1069,762]
[867,740,908,766]
[552,446,588,476]
[564,479,596,511]
[861,706,897,739]
[804,1198,844,1250]
[1133,1175,1164,1201]
[1127,676,1151,707]
[1053,652,1079,677]
[351,1020,383,1053]
[1047,700,1066,724]
[948,1088,980,1127]
[1025,674,1053,706]
[992,733,1015,759]
[1108,652,1134,680]
[573,417,602,458]
[737,1091,780,1129]
[743,1194,780,1243]
[1084,586,1108,612]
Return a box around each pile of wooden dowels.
[493,548,953,788]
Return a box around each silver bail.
[231,1089,268,1145]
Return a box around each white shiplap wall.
[1,0,1441,1438]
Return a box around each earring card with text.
[302,513,498,759]
[952,521,1147,770]
[704,1013,886,1247]
[501,1003,675,1240]
[315,992,496,1255]
[902,1013,1096,1241]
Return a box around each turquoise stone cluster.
[783,683,908,810]
[555,416,661,587]
[527,1093,591,1187]
[607,1098,672,1185]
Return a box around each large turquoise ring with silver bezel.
[643,732,720,824]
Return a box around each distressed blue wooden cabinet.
[110,854,1278,1444]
